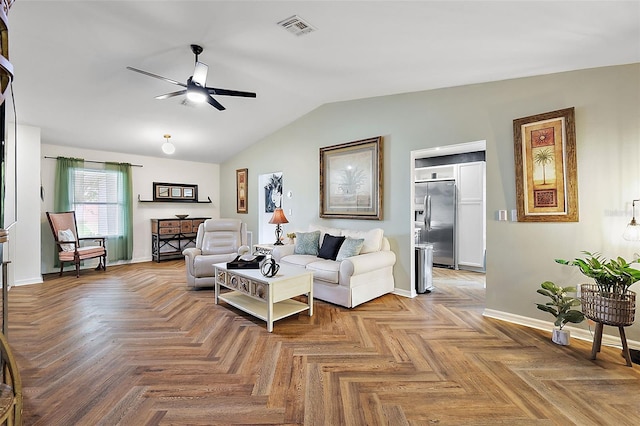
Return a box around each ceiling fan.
[126,44,256,111]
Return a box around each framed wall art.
[320,136,383,220]
[236,168,248,213]
[513,107,578,222]
[153,182,198,202]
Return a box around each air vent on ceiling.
[277,15,316,37]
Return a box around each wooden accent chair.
[46,211,107,278]
[0,332,21,425]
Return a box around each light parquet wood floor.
[5,261,640,425]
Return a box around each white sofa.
[183,218,248,288]
[271,225,396,308]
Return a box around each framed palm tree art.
[319,136,383,220]
[513,107,578,222]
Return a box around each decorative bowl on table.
[175,214,189,219]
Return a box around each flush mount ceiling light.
[161,134,175,155]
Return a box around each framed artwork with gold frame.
[236,168,248,213]
[319,136,383,220]
[513,107,578,222]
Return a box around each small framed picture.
[171,187,182,198]
[152,182,198,202]
[156,185,170,198]
[236,168,248,213]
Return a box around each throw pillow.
[342,228,384,254]
[294,231,321,256]
[317,234,346,260]
[57,228,76,252]
[336,237,365,261]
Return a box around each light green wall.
[221,64,640,340]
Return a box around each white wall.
[39,144,220,275]
[219,64,640,341]
[5,124,42,285]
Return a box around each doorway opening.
[410,140,486,297]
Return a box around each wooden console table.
[151,217,209,262]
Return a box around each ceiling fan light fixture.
[186,86,207,103]
[161,134,175,155]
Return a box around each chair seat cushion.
[59,246,105,261]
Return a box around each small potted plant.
[536,281,585,345]
[556,251,640,326]
[286,232,296,245]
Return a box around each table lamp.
[269,208,289,245]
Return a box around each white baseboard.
[393,287,415,298]
[483,308,640,350]
[12,276,43,286]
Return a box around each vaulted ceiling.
[8,1,640,163]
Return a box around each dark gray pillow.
[317,234,346,260]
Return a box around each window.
[54,157,133,262]
[71,168,125,237]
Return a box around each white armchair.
[183,218,249,288]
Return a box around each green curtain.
[53,157,84,267]
[105,161,133,261]
[54,157,84,212]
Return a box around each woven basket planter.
[580,284,636,326]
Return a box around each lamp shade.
[623,219,640,241]
[269,208,289,225]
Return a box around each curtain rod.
[43,156,143,167]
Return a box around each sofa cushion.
[279,254,319,268]
[294,231,321,255]
[306,259,340,284]
[342,228,383,254]
[318,234,345,260]
[336,237,365,261]
[309,224,343,245]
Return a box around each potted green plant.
[536,281,585,345]
[286,232,296,245]
[555,251,640,326]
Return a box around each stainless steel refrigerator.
[414,179,456,268]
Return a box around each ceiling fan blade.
[206,95,226,111]
[192,62,208,86]
[206,87,257,98]
[126,66,187,87]
[155,90,187,100]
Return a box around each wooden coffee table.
[214,263,313,332]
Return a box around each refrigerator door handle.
[426,195,432,231]
[422,195,428,227]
